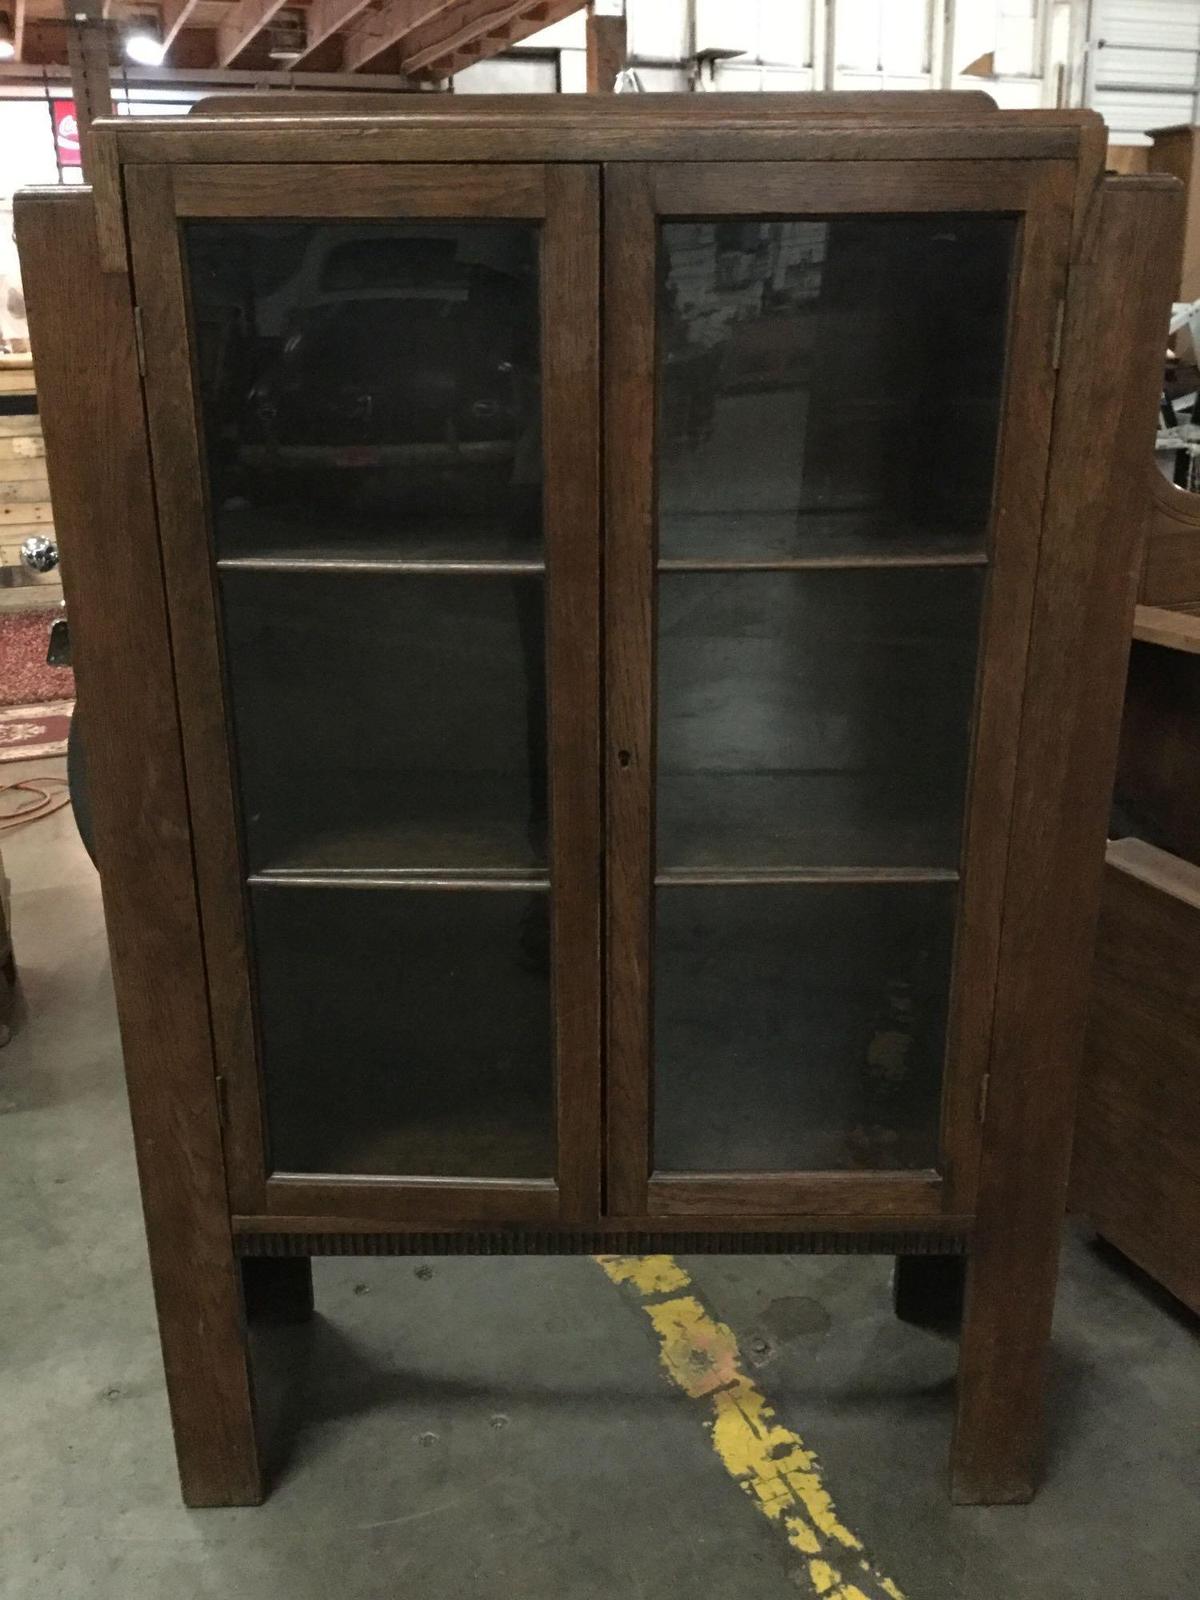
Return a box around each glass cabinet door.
[126,164,600,1225]
[606,161,1074,1219]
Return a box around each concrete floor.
[3,755,1199,1600]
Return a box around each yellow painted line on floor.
[595,1255,906,1600]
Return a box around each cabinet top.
[91,93,1103,168]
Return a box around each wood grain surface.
[14,186,263,1507]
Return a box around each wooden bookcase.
[14,95,1178,1509]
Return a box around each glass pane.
[657,568,983,871]
[253,886,552,1178]
[184,221,542,561]
[654,883,955,1172]
[658,215,1014,562]
[221,572,546,873]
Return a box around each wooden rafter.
[338,0,449,75]
[162,0,202,50]
[432,0,582,74]
[21,0,585,78]
[401,0,550,74]
[216,0,292,65]
[347,0,582,76]
[287,0,397,69]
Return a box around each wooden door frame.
[603,157,1076,1222]
[124,160,602,1228]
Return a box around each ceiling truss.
[4,0,590,79]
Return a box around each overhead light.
[125,32,166,65]
[0,12,15,59]
[124,19,166,66]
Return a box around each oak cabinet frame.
[14,97,1178,1509]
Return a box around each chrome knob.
[20,535,58,574]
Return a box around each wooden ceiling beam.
[286,0,383,69]
[162,0,202,51]
[216,0,293,66]
[487,0,580,57]
[399,0,548,74]
[12,0,25,61]
[339,0,454,77]
[349,0,582,75]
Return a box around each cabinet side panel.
[14,187,261,1506]
[953,174,1183,1505]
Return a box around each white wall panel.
[629,0,691,60]
[835,0,932,80]
[521,12,586,49]
[712,62,817,90]
[453,54,558,92]
[1097,45,1200,88]
[1093,86,1195,133]
[558,47,588,92]
[758,0,814,65]
[0,101,59,202]
[696,0,813,65]
[1092,0,1200,53]
[630,64,691,91]
[1088,0,1200,135]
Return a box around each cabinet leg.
[241,1256,315,1325]
[893,1254,965,1329]
[149,1247,264,1507]
[950,1234,1057,1505]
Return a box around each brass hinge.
[132,304,146,378]
[978,1071,991,1125]
[215,1074,230,1128]
[1051,299,1066,370]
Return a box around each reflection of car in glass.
[239,233,538,512]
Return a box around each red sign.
[53,100,81,168]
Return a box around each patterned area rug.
[0,609,75,708]
[0,700,73,762]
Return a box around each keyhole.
[617,749,632,769]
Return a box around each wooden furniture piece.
[1113,473,1200,866]
[1138,470,1200,609]
[1071,469,1200,1316]
[1146,124,1200,300]
[14,95,1178,1510]
[1073,838,1200,1318]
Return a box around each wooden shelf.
[657,510,989,569]
[243,809,546,879]
[251,867,549,891]
[0,355,35,400]
[212,505,542,570]
[659,551,989,572]
[219,556,544,576]
[1132,602,1200,655]
[656,866,959,886]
